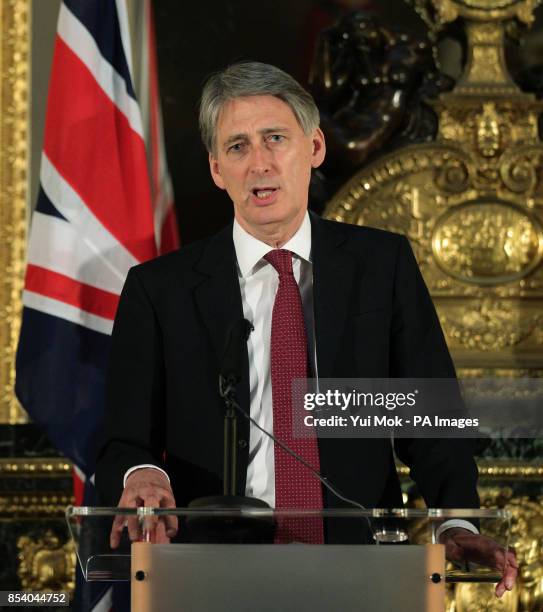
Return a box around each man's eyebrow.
[260,126,290,135]
[222,127,291,148]
[223,133,248,147]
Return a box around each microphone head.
[220,319,253,383]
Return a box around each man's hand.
[110,468,178,548]
[440,528,518,598]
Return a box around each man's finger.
[494,548,518,597]
[127,515,142,542]
[495,580,507,598]
[503,561,518,591]
[109,489,141,548]
[164,514,179,537]
[110,513,127,549]
[155,520,170,544]
[495,567,517,598]
[506,549,518,569]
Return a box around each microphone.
[219,318,253,392]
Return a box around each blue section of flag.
[16,308,110,477]
[64,0,136,99]
[36,186,67,220]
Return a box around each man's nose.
[249,144,273,174]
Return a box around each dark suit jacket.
[96,213,479,529]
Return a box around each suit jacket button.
[238,439,248,449]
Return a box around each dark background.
[154,0,428,244]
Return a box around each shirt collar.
[233,211,312,277]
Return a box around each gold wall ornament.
[452,582,518,611]
[428,0,541,95]
[397,460,543,478]
[17,530,75,592]
[0,458,72,476]
[432,202,543,285]
[0,494,74,517]
[440,298,540,350]
[477,102,501,157]
[431,0,540,25]
[402,482,543,611]
[324,0,543,372]
[0,0,29,423]
[0,458,74,596]
[451,490,543,612]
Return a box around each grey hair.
[199,61,320,155]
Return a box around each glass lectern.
[66,507,511,612]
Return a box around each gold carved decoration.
[433,0,539,26]
[0,458,73,517]
[1,458,75,596]
[17,530,75,592]
[0,494,74,517]
[403,481,543,611]
[0,458,72,476]
[398,460,543,479]
[451,488,543,612]
[441,299,541,351]
[432,203,542,284]
[0,0,29,423]
[324,0,543,371]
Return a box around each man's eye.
[268,134,284,143]
[228,143,244,153]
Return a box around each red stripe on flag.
[43,36,157,263]
[72,467,85,506]
[160,203,180,254]
[147,0,180,254]
[25,264,119,320]
[147,0,160,205]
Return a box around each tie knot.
[264,249,293,276]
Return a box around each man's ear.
[209,153,226,190]
[311,128,326,169]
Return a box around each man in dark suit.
[96,61,516,596]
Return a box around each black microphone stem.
[222,377,238,496]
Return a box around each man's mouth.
[252,187,278,200]
[250,187,279,204]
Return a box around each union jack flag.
[15,1,177,609]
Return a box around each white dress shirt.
[123,212,476,538]
[234,211,315,506]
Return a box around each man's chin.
[247,207,286,227]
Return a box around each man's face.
[209,95,325,237]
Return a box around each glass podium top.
[67,507,511,519]
[66,507,512,583]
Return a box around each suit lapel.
[311,213,358,378]
[193,224,243,362]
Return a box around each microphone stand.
[220,374,239,498]
[186,359,274,543]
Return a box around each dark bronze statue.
[309,11,454,181]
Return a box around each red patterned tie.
[264,249,324,544]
